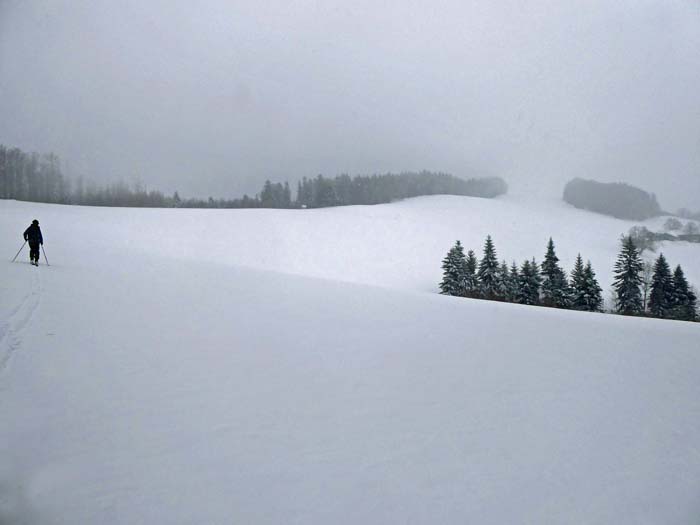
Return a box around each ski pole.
[11,241,26,262]
[41,245,50,266]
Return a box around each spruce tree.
[495,261,510,301]
[516,260,532,304]
[477,235,499,299]
[649,253,674,318]
[508,261,520,303]
[613,236,644,315]
[541,238,571,308]
[570,255,603,312]
[671,265,698,321]
[439,241,468,296]
[464,249,479,298]
[570,254,587,310]
[517,258,542,305]
[582,261,603,312]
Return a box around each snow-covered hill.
[3,193,699,295]
[1,196,699,524]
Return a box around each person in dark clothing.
[23,219,43,266]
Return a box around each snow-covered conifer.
[464,249,479,297]
[613,236,644,315]
[649,253,674,318]
[570,255,602,312]
[508,261,520,303]
[671,265,697,321]
[495,261,510,301]
[582,261,603,312]
[517,258,542,305]
[439,241,468,296]
[477,235,499,299]
[570,254,586,310]
[541,238,571,308]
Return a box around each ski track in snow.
[0,266,42,373]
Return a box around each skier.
[23,219,43,266]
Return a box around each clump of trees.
[0,146,70,203]
[440,235,697,322]
[0,144,251,208]
[625,223,700,251]
[1,144,508,209]
[627,226,658,254]
[664,216,700,236]
[440,236,603,313]
[612,236,697,321]
[563,178,661,220]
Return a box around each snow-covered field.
[1,195,699,524]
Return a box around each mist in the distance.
[1,0,698,208]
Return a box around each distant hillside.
[563,178,661,220]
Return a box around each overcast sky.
[1,0,698,208]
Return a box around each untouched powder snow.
[1,196,699,524]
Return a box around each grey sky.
[1,0,698,208]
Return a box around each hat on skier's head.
[32,219,39,225]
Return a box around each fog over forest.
[1,1,698,208]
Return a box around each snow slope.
[2,193,697,295]
[1,196,699,524]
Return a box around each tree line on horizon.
[0,144,507,209]
[440,236,697,322]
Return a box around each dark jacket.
[24,224,43,244]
